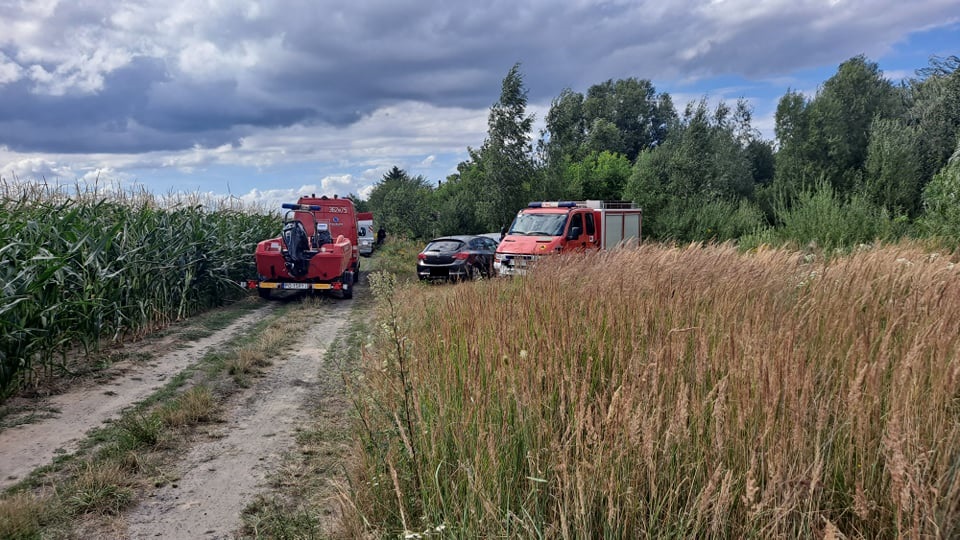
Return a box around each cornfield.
[350,243,960,539]
[0,181,277,395]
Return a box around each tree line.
[366,56,960,250]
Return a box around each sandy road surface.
[123,300,353,539]
[0,307,273,490]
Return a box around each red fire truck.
[242,195,360,298]
[494,200,642,276]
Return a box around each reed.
[347,243,960,538]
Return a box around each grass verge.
[344,242,960,538]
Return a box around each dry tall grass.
[347,243,960,538]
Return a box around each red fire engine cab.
[494,200,642,276]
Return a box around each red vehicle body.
[242,195,360,298]
[494,200,642,276]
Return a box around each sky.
[0,0,957,210]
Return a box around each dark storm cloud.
[0,0,957,155]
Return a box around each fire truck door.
[585,211,598,247]
[567,212,589,250]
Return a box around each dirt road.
[0,306,273,490]
[1,289,365,539]
[122,300,354,538]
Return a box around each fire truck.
[242,195,360,299]
[494,200,642,276]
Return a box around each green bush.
[918,148,960,239]
[754,181,895,252]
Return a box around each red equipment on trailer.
[241,195,361,299]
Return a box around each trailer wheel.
[341,271,354,299]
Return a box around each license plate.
[283,283,311,290]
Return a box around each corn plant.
[0,181,277,395]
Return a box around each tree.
[908,55,960,183]
[564,151,632,200]
[582,78,675,161]
[623,98,757,239]
[804,55,900,193]
[433,170,483,235]
[366,166,435,239]
[540,88,586,163]
[863,117,924,216]
[347,193,370,213]
[471,63,537,231]
[919,139,960,238]
[538,78,676,198]
[772,90,815,198]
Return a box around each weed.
[160,386,217,427]
[241,495,321,538]
[0,492,50,539]
[65,462,134,515]
[116,412,164,449]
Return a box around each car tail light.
[417,253,426,260]
[454,252,469,260]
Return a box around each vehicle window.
[509,213,568,236]
[469,239,483,250]
[425,240,464,252]
[484,238,497,250]
[585,213,595,235]
[570,213,583,235]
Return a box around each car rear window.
[425,240,465,252]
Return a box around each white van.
[357,212,375,256]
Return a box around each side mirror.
[567,226,582,240]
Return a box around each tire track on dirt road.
[123,300,353,539]
[0,305,274,491]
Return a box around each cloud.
[0,53,24,85]
[237,184,333,211]
[0,0,957,199]
[2,1,957,153]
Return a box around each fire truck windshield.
[509,213,568,236]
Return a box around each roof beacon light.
[528,201,579,208]
[282,203,322,211]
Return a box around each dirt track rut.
[123,300,352,538]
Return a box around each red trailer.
[241,195,360,299]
